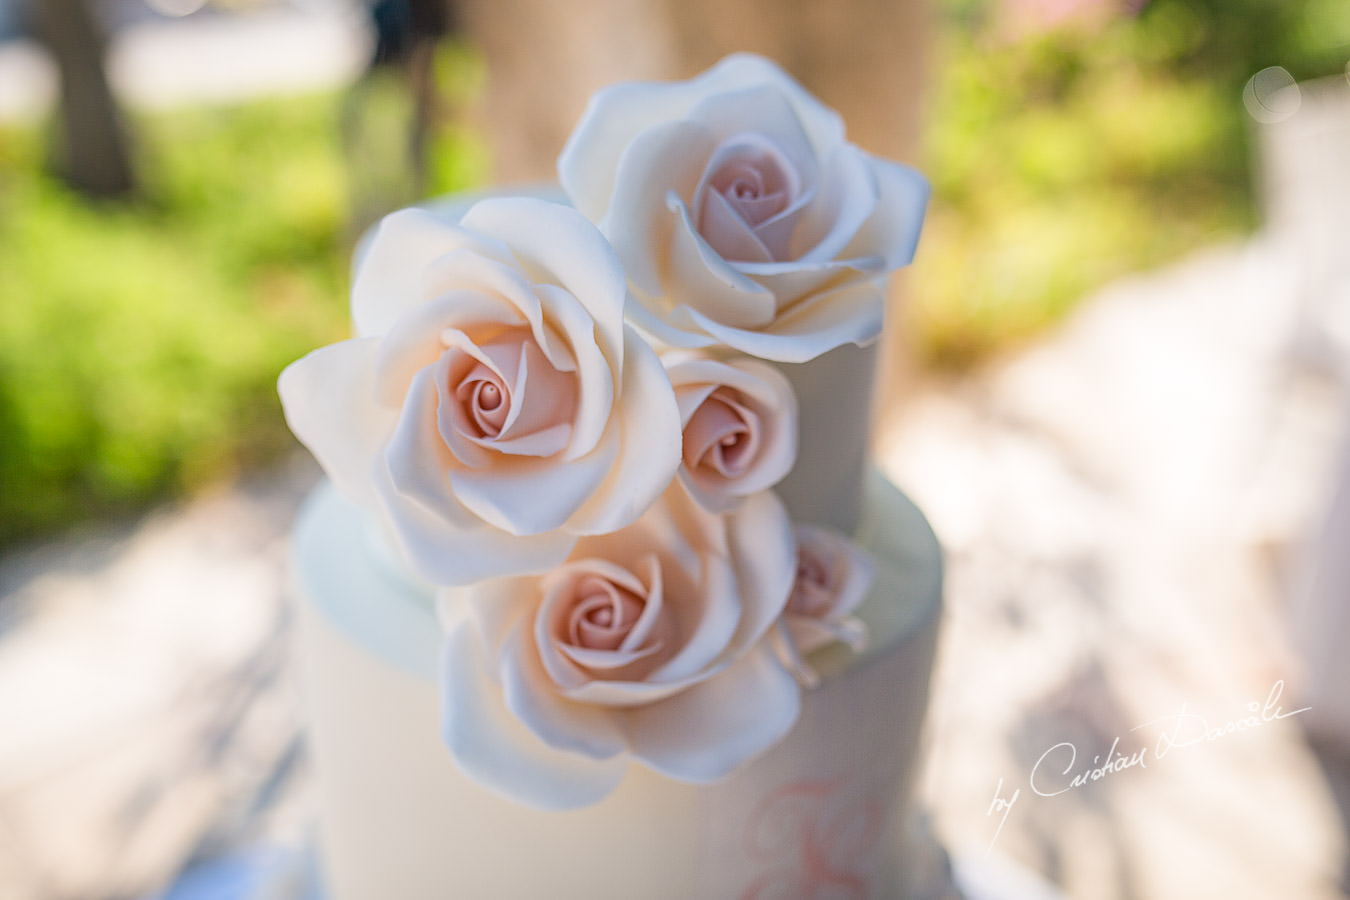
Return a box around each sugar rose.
[665,351,797,513]
[559,53,929,363]
[773,525,872,688]
[278,199,682,585]
[438,486,800,809]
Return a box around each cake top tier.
[278,54,928,809]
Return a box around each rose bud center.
[568,576,645,652]
[712,155,790,227]
[683,388,762,479]
[456,369,511,438]
[441,330,580,457]
[788,547,835,618]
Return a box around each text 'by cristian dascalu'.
[984,679,1310,853]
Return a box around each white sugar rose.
[773,525,873,688]
[559,53,929,363]
[664,351,797,513]
[438,485,800,810]
[278,199,682,585]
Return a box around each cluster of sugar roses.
[279,55,927,810]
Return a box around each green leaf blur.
[2,95,362,544]
[911,0,1350,367]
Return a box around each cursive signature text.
[984,680,1309,854]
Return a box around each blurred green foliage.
[3,3,1347,540]
[0,88,485,544]
[913,0,1350,367]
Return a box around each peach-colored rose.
[773,525,872,688]
[559,54,929,363]
[437,486,800,809]
[278,199,682,585]
[665,352,797,513]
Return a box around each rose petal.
[421,249,580,383]
[683,392,753,473]
[374,462,575,585]
[685,85,818,192]
[440,615,628,810]
[387,365,480,527]
[352,208,507,338]
[372,288,525,408]
[435,342,504,469]
[733,257,877,308]
[770,620,820,689]
[492,337,577,451]
[666,194,777,329]
[792,144,880,264]
[278,338,393,508]
[623,294,721,351]
[699,187,774,263]
[698,54,846,159]
[419,250,577,375]
[597,120,716,298]
[786,614,868,656]
[624,643,800,782]
[797,525,876,619]
[725,489,796,651]
[533,284,614,460]
[842,155,930,270]
[559,53,844,221]
[560,85,713,223]
[645,553,740,683]
[461,198,627,372]
[563,670,714,708]
[498,623,630,759]
[673,379,719,422]
[440,580,528,659]
[565,327,683,535]
[447,436,617,536]
[681,279,885,362]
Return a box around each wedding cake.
[281,54,942,899]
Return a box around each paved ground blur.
[885,236,1350,900]
[1,229,1347,898]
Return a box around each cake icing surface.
[279,52,938,898]
[294,471,942,899]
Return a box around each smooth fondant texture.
[292,471,941,899]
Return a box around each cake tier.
[292,470,942,899]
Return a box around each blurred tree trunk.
[456,0,929,181]
[31,0,137,199]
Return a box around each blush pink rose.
[559,53,929,362]
[665,352,798,513]
[278,199,682,585]
[437,485,800,809]
[772,525,873,688]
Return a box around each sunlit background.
[1,0,1348,897]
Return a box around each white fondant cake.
[280,53,940,900]
[293,470,941,899]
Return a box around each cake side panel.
[773,340,878,533]
[290,471,943,899]
[696,600,941,898]
[294,562,941,900]
[296,591,711,900]
[292,484,707,900]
